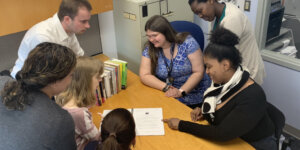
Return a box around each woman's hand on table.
[190,107,203,122]
[162,118,180,130]
[165,86,181,98]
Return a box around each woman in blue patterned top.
[139,15,211,108]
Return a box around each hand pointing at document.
[162,118,180,130]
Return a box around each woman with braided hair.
[100,108,136,150]
[0,42,77,150]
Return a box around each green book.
[111,59,128,89]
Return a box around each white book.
[104,61,121,92]
[102,108,165,136]
[105,66,117,95]
[103,70,111,98]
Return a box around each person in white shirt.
[11,0,92,78]
[188,0,265,85]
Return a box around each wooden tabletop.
[90,54,254,150]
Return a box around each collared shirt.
[11,13,84,78]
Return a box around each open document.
[102,108,165,136]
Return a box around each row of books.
[95,59,128,106]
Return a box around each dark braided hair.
[1,42,77,110]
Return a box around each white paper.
[101,108,165,136]
[133,108,165,136]
[279,46,297,57]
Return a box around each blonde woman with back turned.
[56,56,104,150]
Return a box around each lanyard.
[160,43,175,85]
[213,4,226,31]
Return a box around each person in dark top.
[0,42,77,150]
[163,27,276,149]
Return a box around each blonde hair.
[56,56,104,107]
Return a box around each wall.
[284,0,300,19]
[98,11,118,58]
[262,61,300,131]
[243,0,258,27]
[0,31,24,70]
[77,14,102,56]
[193,15,210,49]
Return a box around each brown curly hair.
[1,42,77,110]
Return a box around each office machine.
[266,0,285,41]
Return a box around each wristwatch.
[162,84,170,92]
[179,88,186,97]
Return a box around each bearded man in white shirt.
[11,0,92,78]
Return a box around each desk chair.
[170,20,205,51]
[267,102,285,150]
